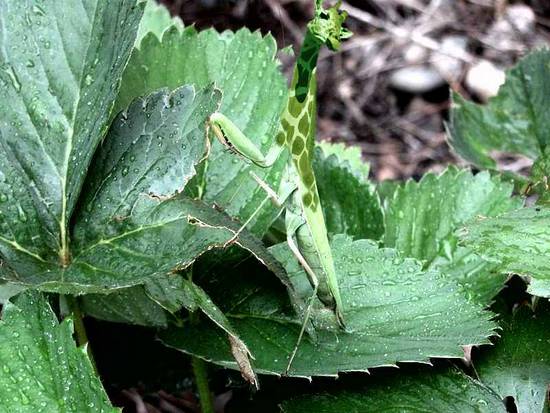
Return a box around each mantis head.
[309,0,352,51]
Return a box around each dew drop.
[17,206,27,223]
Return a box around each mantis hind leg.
[283,205,324,374]
[285,230,320,374]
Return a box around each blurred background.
[159,0,550,180]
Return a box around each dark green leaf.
[447,50,550,169]
[160,235,496,377]
[314,146,384,240]
[144,274,194,314]
[461,206,550,298]
[145,274,249,342]
[0,280,26,305]
[81,287,168,327]
[376,179,400,204]
[0,292,117,412]
[476,301,550,413]
[146,273,257,386]
[1,86,288,294]
[529,149,550,204]
[281,368,505,413]
[0,0,144,273]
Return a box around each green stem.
[65,295,97,372]
[66,296,87,345]
[191,356,214,413]
[190,306,214,413]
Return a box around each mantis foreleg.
[208,113,284,168]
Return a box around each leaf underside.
[145,273,250,350]
[81,286,169,327]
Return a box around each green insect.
[208,0,351,372]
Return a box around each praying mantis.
[207,1,351,372]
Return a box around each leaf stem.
[190,309,214,413]
[192,355,214,413]
[65,295,97,372]
[69,297,87,344]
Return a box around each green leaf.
[144,274,194,314]
[461,206,550,298]
[0,292,117,412]
[281,368,506,412]
[429,247,507,306]
[447,50,550,169]
[529,149,550,204]
[0,280,26,305]
[145,274,249,341]
[384,167,521,306]
[316,141,370,180]
[74,85,218,242]
[147,271,283,351]
[313,147,384,241]
[376,180,400,204]
[116,25,288,235]
[81,286,168,327]
[136,0,182,45]
[1,86,288,294]
[160,235,496,377]
[0,0,144,273]
[476,301,550,413]
[384,167,522,265]
[146,273,258,386]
